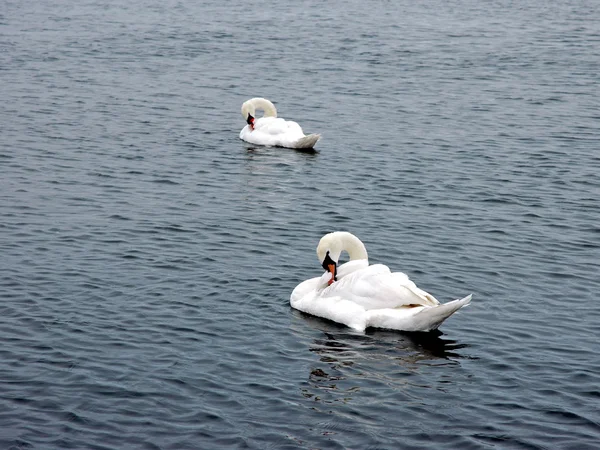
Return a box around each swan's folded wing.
[337,259,369,279]
[290,276,368,331]
[337,266,438,310]
[262,117,288,135]
[388,272,440,306]
[258,117,301,136]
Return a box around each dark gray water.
[2,0,600,448]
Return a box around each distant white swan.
[239,98,320,149]
[291,232,472,332]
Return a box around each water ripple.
[1,0,599,448]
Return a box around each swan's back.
[253,117,301,135]
[320,264,440,310]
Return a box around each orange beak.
[327,264,336,285]
[322,251,337,286]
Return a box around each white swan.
[239,98,321,149]
[290,232,472,332]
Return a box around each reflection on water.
[244,145,319,157]
[294,311,471,405]
[239,145,320,216]
[241,145,319,188]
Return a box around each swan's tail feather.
[365,294,472,332]
[294,134,321,149]
[412,294,472,331]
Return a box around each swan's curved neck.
[241,98,277,120]
[318,231,368,264]
[340,233,368,261]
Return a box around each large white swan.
[239,98,321,149]
[290,232,472,332]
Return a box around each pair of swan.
[238,99,471,331]
[239,98,321,149]
[291,232,471,332]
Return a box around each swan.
[239,98,321,149]
[290,232,472,332]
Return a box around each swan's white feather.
[290,232,472,332]
[294,134,321,149]
[239,98,320,149]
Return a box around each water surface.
[1,0,599,448]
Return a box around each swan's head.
[317,235,340,286]
[316,232,368,286]
[241,101,256,131]
[246,113,255,130]
[241,98,277,131]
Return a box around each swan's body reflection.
[293,311,471,406]
[239,145,318,210]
